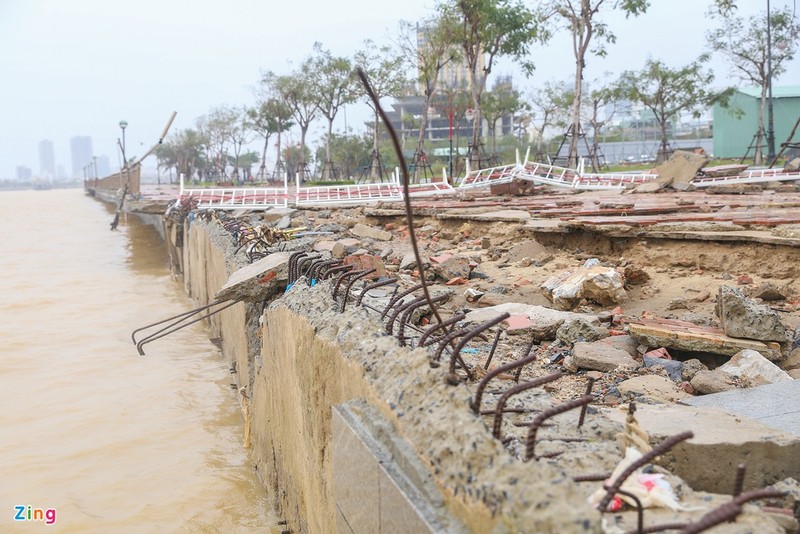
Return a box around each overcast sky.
[1,0,798,180]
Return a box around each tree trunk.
[299,125,308,182]
[370,110,381,180]
[659,117,669,163]
[415,96,432,182]
[756,88,768,165]
[275,129,283,180]
[260,135,270,180]
[324,118,334,180]
[568,57,583,169]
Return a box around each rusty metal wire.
[356,67,451,342]
[356,278,398,306]
[524,394,594,461]
[418,313,465,348]
[597,431,694,511]
[491,372,563,439]
[448,313,510,380]
[471,350,539,414]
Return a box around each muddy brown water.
[0,189,275,532]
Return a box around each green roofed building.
[712,86,800,159]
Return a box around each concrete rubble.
[155,171,800,533]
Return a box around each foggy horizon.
[2,0,799,181]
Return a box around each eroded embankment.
[170,214,799,534]
[252,282,597,533]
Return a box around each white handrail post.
[179,173,185,196]
[524,146,531,166]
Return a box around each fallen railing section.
[178,173,289,209]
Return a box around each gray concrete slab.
[681,380,800,436]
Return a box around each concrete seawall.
[171,218,599,533]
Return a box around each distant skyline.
[1,0,799,179]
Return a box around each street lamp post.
[766,0,777,162]
[448,92,454,179]
[119,120,128,168]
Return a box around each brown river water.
[0,189,276,532]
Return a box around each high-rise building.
[70,136,93,178]
[38,140,56,179]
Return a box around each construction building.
[713,85,800,159]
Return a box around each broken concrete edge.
[258,282,602,533]
[604,403,800,494]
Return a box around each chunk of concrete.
[605,403,800,493]
[464,303,598,341]
[541,266,626,310]
[779,348,800,371]
[718,349,793,387]
[690,370,736,394]
[570,341,640,372]
[643,356,683,382]
[628,319,783,360]
[215,251,290,302]
[617,375,689,403]
[431,256,471,281]
[596,334,639,357]
[682,380,800,436]
[555,317,608,345]
[350,223,392,241]
[715,285,792,344]
[332,238,362,259]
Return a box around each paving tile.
[681,380,800,436]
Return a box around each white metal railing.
[178,173,289,209]
[457,161,520,189]
[295,180,403,206]
[692,168,800,187]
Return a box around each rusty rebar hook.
[333,268,370,299]
[386,295,426,335]
[380,284,423,319]
[418,313,465,348]
[524,394,594,461]
[397,294,449,346]
[471,350,539,414]
[311,259,340,281]
[492,372,563,439]
[288,251,308,283]
[340,269,376,312]
[597,431,694,511]
[356,278,398,306]
[321,264,352,280]
[448,313,511,382]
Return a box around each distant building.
[38,140,56,179]
[70,136,93,178]
[16,166,32,181]
[713,86,800,158]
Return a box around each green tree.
[274,63,319,181]
[438,0,543,168]
[257,71,296,179]
[159,128,206,183]
[313,130,372,179]
[481,77,527,158]
[396,17,456,180]
[528,80,572,160]
[542,0,649,168]
[582,82,616,170]
[614,56,722,161]
[309,42,358,179]
[706,5,800,163]
[354,39,407,180]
